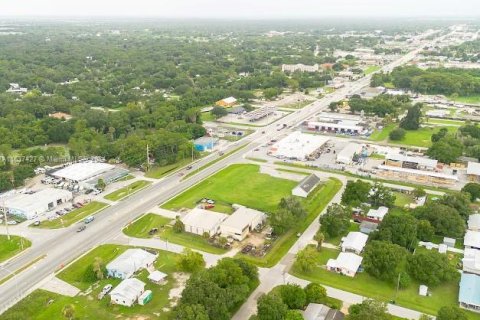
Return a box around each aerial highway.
[0,28,449,315]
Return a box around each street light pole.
[2,199,10,241]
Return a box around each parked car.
[77,225,86,232]
[101,284,112,294]
[84,216,95,224]
[93,189,102,195]
[33,220,41,226]
[6,220,17,225]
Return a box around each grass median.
[0,235,32,263]
[104,180,152,201]
[34,201,108,229]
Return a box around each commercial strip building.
[245,106,276,122]
[50,162,129,190]
[181,208,229,237]
[306,113,368,136]
[109,278,146,307]
[106,249,157,279]
[376,165,458,185]
[194,137,219,152]
[2,188,73,220]
[327,252,363,277]
[281,63,319,73]
[341,232,368,255]
[292,174,321,198]
[385,153,438,171]
[459,273,480,313]
[269,131,329,161]
[219,205,266,241]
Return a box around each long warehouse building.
[269,131,329,161]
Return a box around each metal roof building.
[219,205,266,241]
[106,249,157,279]
[3,188,72,220]
[341,232,368,254]
[52,162,115,182]
[459,273,480,313]
[110,278,145,307]
[269,131,329,161]
[181,208,228,237]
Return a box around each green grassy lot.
[116,174,135,182]
[245,157,268,163]
[237,178,342,267]
[450,94,480,104]
[393,192,415,208]
[1,245,181,320]
[165,164,297,213]
[182,143,249,180]
[104,180,152,201]
[369,124,458,148]
[201,112,215,122]
[145,158,193,179]
[290,247,478,319]
[426,118,465,126]
[34,201,109,229]
[123,213,227,254]
[369,153,386,159]
[281,100,313,109]
[0,235,31,263]
[365,65,381,75]
[123,213,173,238]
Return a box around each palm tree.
[62,304,75,320]
[314,230,325,252]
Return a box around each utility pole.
[191,141,194,162]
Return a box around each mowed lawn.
[0,235,32,263]
[104,180,152,201]
[291,247,480,319]
[145,158,193,179]
[369,124,458,148]
[35,201,109,229]
[393,192,415,208]
[3,244,180,320]
[123,213,227,254]
[163,164,297,213]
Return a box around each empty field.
[104,180,152,201]
[163,164,297,213]
[0,235,31,263]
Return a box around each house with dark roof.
[303,303,345,320]
[292,174,321,198]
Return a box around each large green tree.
[319,204,351,239]
[407,250,458,286]
[363,241,408,282]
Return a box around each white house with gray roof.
[292,174,321,198]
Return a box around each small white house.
[219,205,266,241]
[444,237,456,248]
[463,248,480,276]
[327,252,363,277]
[109,278,145,307]
[465,231,480,250]
[341,232,368,254]
[106,249,157,279]
[148,270,167,284]
[469,214,480,231]
[181,208,228,237]
[366,206,389,221]
[292,174,321,198]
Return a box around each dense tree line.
[371,65,480,96]
[348,94,411,117]
[173,258,258,320]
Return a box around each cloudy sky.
[0,0,479,18]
